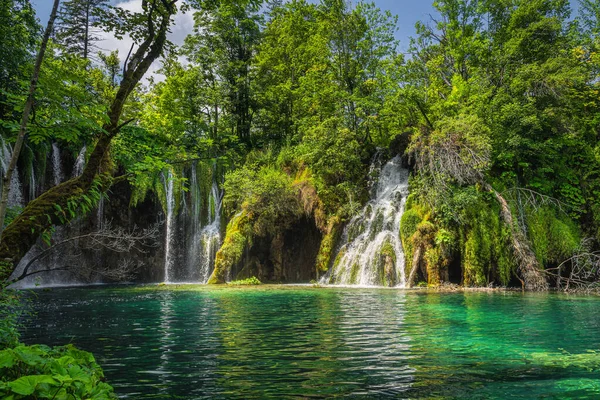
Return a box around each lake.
[19,286,600,399]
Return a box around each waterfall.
[51,143,63,186]
[97,196,105,229]
[198,178,222,283]
[180,163,223,283]
[73,145,86,176]
[29,167,36,201]
[0,136,23,207]
[321,155,409,287]
[162,170,175,283]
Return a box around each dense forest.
[1,0,600,397]
[3,0,597,289]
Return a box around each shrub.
[227,276,262,285]
[0,344,116,399]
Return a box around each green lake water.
[18,286,600,399]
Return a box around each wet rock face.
[13,179,166,286]
[79,179,165,284]
[389,131,412,169]
[231,217,323,283]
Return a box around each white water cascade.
[51,143,64,186]
[198,179,222,283]
[162,170,175,283]
[321,155,409,287]
[180,163,223,283]
[73,145,87,176]
[0,136,23,207]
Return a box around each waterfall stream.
[321,155,409,287]
[184,163,223,283]
[163,170,175,283]
[73,145,87,177]
[0,137,23,207]
[52,143,64,186]
[198,179,222,282]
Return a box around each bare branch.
[10,222,160,284]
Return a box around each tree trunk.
[406,245,422,288]
[0,0,61,235]
[485,184,548,290]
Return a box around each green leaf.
[8,375,56,396]
[0,349,16,369]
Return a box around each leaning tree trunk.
[0,0,178,283]
[0,0,61,234]
[406,245,422,288]
[485,184,548,290]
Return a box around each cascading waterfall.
[51,143,64,186]
[0,136,23,207]
[179,162,223,283]
[29,167,36,201]
[96,196,105,229]
[198,179,222,283]
[73,145,86,177]
[321,155,409,287]
[162,170,175,283]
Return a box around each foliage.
[0,288,22,350]
[527,206,581,266]
[0,343,116,399]
[55,0,109,60]
[223,163,302,236]
[227,276,261,285]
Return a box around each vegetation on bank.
[228,276,262,286]
[0,288,116,399]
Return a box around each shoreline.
[13,281,600,295]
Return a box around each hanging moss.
[207,211,253,284]
[349,262,360,284]
[528,206,581,266]
[316,217,341,273]
[400,203,427,278]
[379,240,397,286]
[369,209,385,241]
[328,247,346,283]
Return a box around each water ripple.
[19,287,600,399]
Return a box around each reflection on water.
[19,287,600,399]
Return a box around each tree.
[0,0,61,234]
[187,0,263,143]
[55,0,109,60]
[0,0,39,129]
[0,0,180,283]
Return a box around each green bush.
[227,276,262,285]
[0,344,116,399]
[223,165,302,236]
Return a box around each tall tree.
[0,0,61,234]
[55,0,109,60]
[188,0,263,143]
[0,0,39,126]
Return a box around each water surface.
[20,286,600,399]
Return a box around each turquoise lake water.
[19,286,600,399]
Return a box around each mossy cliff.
[208,165,326,284]
[400,186,582,288]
